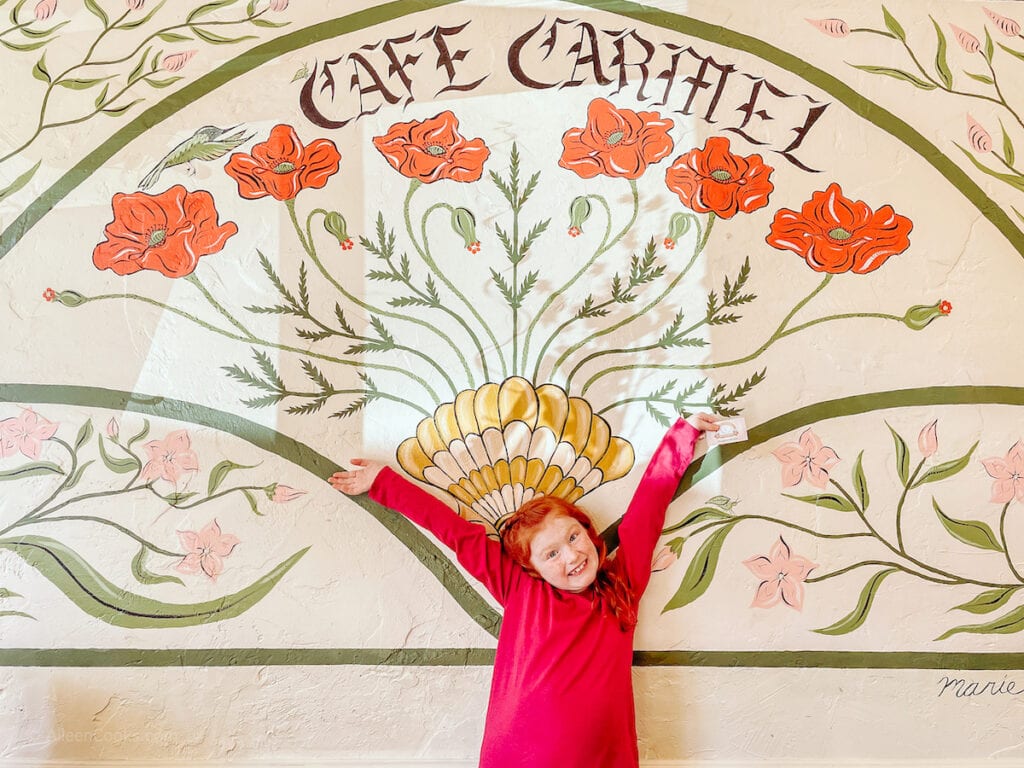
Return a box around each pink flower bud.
[983,7,1021,37]
[966,114,992,153]
[106,417,120,439]
[34,0,57,21]
[162,50,197,73]
[126,0,145,9]
[271,484,306,503]
[918,419,938,458]
[651,546,678,573]
[269,0,289,10]
[806,18,850,38]
[949,24,981,53]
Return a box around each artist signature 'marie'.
[939,676,1023,698]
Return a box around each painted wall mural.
[2,0,1023,763]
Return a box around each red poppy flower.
[224,124,340,200]
[92,185,237,278]
[664,137,774,219]
[559,98,674,180]
[766,183,913,274]
[372,111,489,183]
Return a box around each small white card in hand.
[706,416,748,446]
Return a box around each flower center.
[162,451,176,462]
[425,144,447,156]
[710,169,733,182]
[148,229,167,247]
[273,162,296,173]
[606,130,624,146]
[829,227,853,240]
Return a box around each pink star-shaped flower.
[981,440,1024,504]
[0,408,59,460]
[743,537,819,610]
[771,428,840,489]
[176,520,240,581]
[140,429,199,483]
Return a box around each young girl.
[329,413,718,767]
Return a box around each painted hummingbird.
[138,124,255,190]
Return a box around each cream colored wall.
[1,0,1023,764]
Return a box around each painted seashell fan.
[397,377,635,531]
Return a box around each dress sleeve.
[368,466,519,605]
[615,418,699,597]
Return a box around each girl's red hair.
[502,496,638,631]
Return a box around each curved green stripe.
[0,383,501,637]
[0,0,461,261]
[2,648,1023,670]
[567,0,1024,259]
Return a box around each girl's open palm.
[329,458,385,496]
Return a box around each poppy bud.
[664,211,695,249]
[902,300,951,330]
[55,290,86,308]
[451,207,480,252]
[567,196,592,237]
[323,211,353,250]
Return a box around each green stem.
[11,515,182,558]
[413,189,503,380]
[143,483,264,510]
[58,292,437,408]
[806,560,962,586]
[672,513,877,541]
[565,215,714,392]
[295,204,464,395]
[999,502,1024,583]
[185,273,256,340]
[2,484,153,535]
[599,396,712,416]
[22,436,76,519]
[894,458,926,554]
[528,185,636,383]
[984,58,1024,133]
[991,150,1024,178]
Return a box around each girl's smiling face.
[527,514,600,592]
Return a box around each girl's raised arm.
[329,461,519,605]
[615,414,717,596]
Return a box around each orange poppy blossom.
[664,136,774,219]
[224,124,341,200]
[766,183,913,274]
[373,111,489,183]
[92,185,238,278]
[558,97,674,179]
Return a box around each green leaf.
[97,436,140,474]
[191,26,255,45]
[127,419,150,448]
[661,506,731,535]
[912,442,977,487]
[103,99,145,117]
[963,71,995,85]
[250,17,288,28]
[242,488,263,516]
[782,492,856,512]
[0,588,22,599]
[74,420,93,451]
[84,0,109,27]
[117,0,165,29]
[0,610,35,620]
[32,52,49,82]
[852,64,936,90]
[886,421,910,485]
[997,42,1024,63]
[64,459,94,491]
[131,546,184,586]
[937,604,1024,641]
[187,0,238,23]
[0,535,308,628]
[1000,120,1015,166]
[931,17,953,89]
[56,76,110,90]
[157,31,192,42]
[932,497,1003,552]
[207,459,258,495]
[144,75,183,88]
[951,587,1020,615]
[94,82,109,108]
[21,19,70,38]
[852,450,869,511]
[0,160,40,203]
[0,462,64,481]
[158,491,198,505]
[955,144,1024,192]
[0,37,51,51]
[881,6,906,40]
[984,27,994,62]
[126,48,150,85]
[662,523,735,612]
[814,568,898,635]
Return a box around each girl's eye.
[569,532,578,543]
[546,550,558,560]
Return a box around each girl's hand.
[328,458,385,496]
[685,412,721,434]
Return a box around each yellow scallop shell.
[397,377,635,527]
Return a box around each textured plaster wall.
[1,0,1023,764]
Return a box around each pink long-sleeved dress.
[368,418,698,767]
